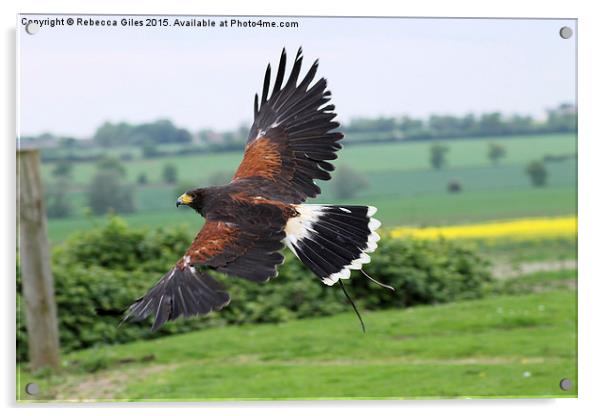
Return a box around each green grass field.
[41,133,576,185]
[18,269,576,402]
[42,133,577,242]
[58,160,577,215]
[47,186,576,243]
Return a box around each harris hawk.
[123,47,391,332]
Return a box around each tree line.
[22,103,576,157]
[346,103,576,142]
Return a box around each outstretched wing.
[123,265,230,332]
[181,218,286,282]
[232,47,344,203]
[124,203,289,331]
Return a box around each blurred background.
[17,16,576,401]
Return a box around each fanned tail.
[284,204,385,285]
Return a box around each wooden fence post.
[18,149,60,370]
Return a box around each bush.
[45,178,74,219]
[487,142,507,165]
[142,143,165,159]
[525,160,548,187]
[162,163,178,184]
[52,216,189,271]
[120,152,134,161]
[51,159,73,178]
[87,171,136,215]
[348,237,492,309]
[17,218,201,362]
[447,179,462,193]
[17,217,492,362]
[96,156,126,177]
[430,142,449,169]
[137,173,148,185]
[86,157,135,215]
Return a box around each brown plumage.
[179,221,239,265]
[123,47,385,331]
[233,138,282,180]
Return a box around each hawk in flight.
[124,48,389,331]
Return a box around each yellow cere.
[390,216,577,241]
[179,193,193,205]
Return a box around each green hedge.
[17,216,491,362]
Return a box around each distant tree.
[52,159,73,178]
[133,119,192,145]
[507,115,535,134]
[93,119,192,147]
[430,143,449,169]
[332,165,369,200]
[479,112,506,136]
[87,158,135,215]
[58,137,77,149]
[546,103,577,133]
[459,114,479,136]
[347,117,396,133]
[96,156,126,177]
[399,116,428,138]
[487,143,507,165]
[198,129,218,144]
[120,152,134,161]
[447,179,462,193]
[207,171,233,186]
[525,160,548,187]
[45,178,73,218]
[93,121,133,147]
[142,143,160,159]
[162,163,178,184]
[87,171,136,215]
[429,115,463,138]
[137,173,148,185]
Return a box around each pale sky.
[18,15,576,138]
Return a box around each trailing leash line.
[338,280,366,333]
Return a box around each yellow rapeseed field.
[390,216,577,241]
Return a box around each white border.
[3,0,601,415]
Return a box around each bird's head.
[176,188,205,213]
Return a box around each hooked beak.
[176,193,193,208]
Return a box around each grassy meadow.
[18,268,577,401]
[41,133,575,185]
[43,133,576,242]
